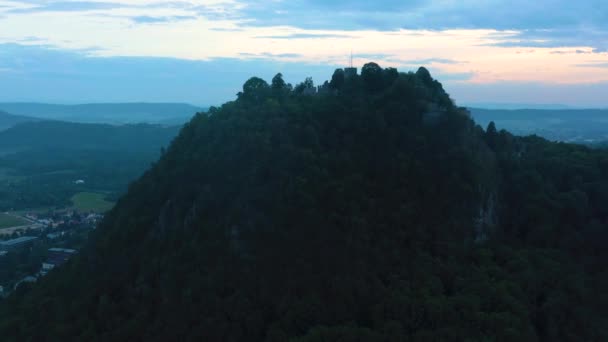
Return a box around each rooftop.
[0,236,38,246]
[48,248,77,254]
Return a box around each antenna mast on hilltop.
[350,50,353,68]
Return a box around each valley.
[0,115,186,297]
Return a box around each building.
[0,236,38,251]
[46,232,63,239]
[344,67,358,79]
[40,248,78,276]
[37,219,51,226]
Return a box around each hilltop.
[0,64,606,341]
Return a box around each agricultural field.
[0,213,28,229]
[71,192,114,213]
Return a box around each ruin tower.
[344,52,357,79]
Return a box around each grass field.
[71,192,114,212]
[0,213,29,229]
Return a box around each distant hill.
[465,103,573,110]
[0,120,181,153]
[0,110,39,131]
[470,107,608,143]
[0,103,204,125]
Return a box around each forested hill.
[1,64,607,341]
[0,110,38,130]
[0,120,180,152]
[0,103,203,125]
[0,121,181,210]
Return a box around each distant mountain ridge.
[0,120,181,153]
[470,107,608,143]
[0,103,204,125]
[465,103,576,110]
[0,110,40,130]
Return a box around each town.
[0,209,103,296]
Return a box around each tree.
[330,69,345,89]
[361,62,383,91]
[295,77,315,94]
[271,73,287,90]
[383,67,399,87]
[416,67,433,85]
[239,77,270,102]
[485,121,498,150]
[486,121,497,135]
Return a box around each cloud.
[238,52,303,58]
[402,58,464,65]
[486,28,608,52]
[7,1,120,13]
[131,15,196,24]
[0,43,482,105]
[208,27,243,32]
[235,0,605,30]
[576,62,608,68]
[7,42,608,108]
[0,43,336,104]
[234,0,608,51]
[551,49,592,55]
[254,33,357,40]
[1,1,229,24]
[3,0,607,53]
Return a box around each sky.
[1,0,608,107]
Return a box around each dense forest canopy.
[0,63,606,341]
[0,121,180,210]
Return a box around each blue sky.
[1,0,608,106]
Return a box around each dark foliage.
[0,65,606,341]
[0,121,180,210]
[0,110,39,131]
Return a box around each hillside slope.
[0,65,606,341]
[0,103,203,125]
[0,121,181,210]
[0,110,39,131]
[0,120,180,152]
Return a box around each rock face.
[475,191,498,243]
[1,65,607,341]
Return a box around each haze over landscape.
[1,1,608,341]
